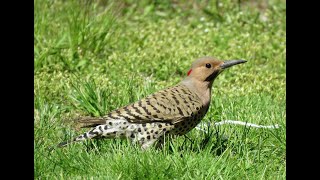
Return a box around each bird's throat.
[181,78,213,107]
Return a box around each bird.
[55,57,246,150]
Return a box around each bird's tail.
[49,119,129,151]
[49,124,104,151]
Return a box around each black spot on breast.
[130,134,135,138]
[147,135,151,139]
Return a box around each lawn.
[34,0,286,179]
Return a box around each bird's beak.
[220,60,247,69]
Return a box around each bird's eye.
[205,63,211,68]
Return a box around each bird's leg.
[140,138,159,150]
[137,130,165,150]
[154,133,175,150]
[154,136,166,149]
[137,127,172,150]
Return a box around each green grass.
[34,0,286,179]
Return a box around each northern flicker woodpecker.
[56,57,246,150]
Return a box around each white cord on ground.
[195,120,280,132]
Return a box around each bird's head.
[186,57,247,83]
